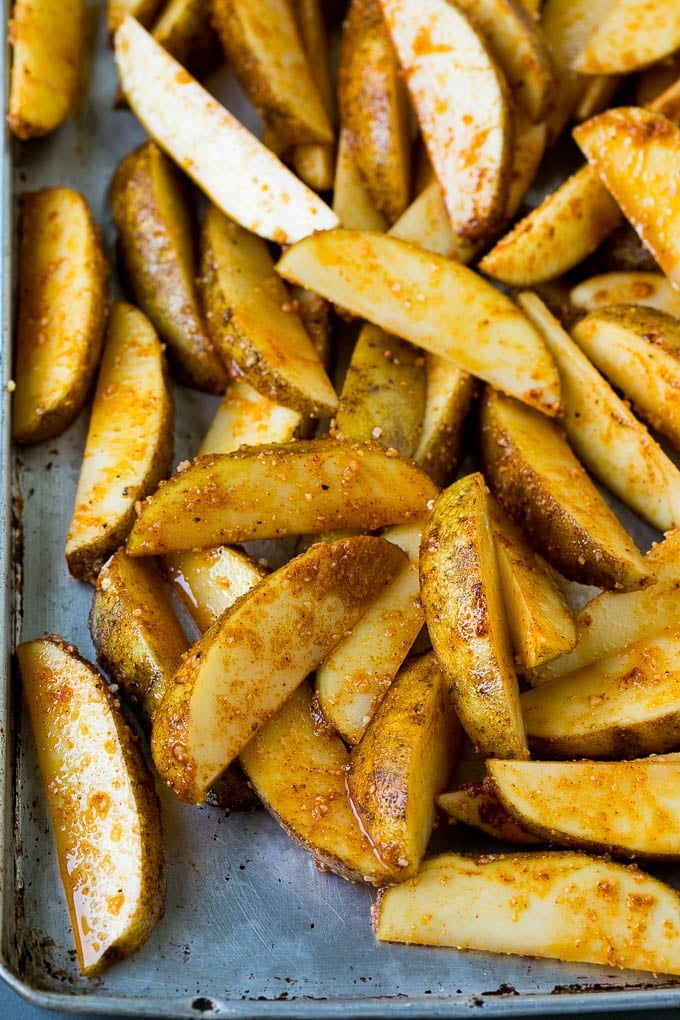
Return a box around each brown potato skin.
[110,141,228,394]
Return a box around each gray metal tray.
[3,5,680,1016]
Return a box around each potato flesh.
[108,0,164,35]
[413,357,475,487]
[573,0,680,75]
[374,852,680,975]
[150,0,221,76]
[197,379,303,458]
[570,271,680,318]
[437,780,540,846]
[332,129,389,233]
[161,545,266,634]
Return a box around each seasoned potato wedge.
[197,379,304,457]
[66,302,174,582]
[420,472,529,760]
[573,107,680,290]
[12,188,109,444]
[110,142,228,394]
[114,16,338,245]
[277,230,561,416]
[127,439,438,556]
[346,653,461,876]
[374,851,680,974]
[199,206,336,418]
[161,545,266,634]
[573,0,680,75]
[332,128,389,232]
[108,0,164,36]
[480,387,652,591]
[389,181,466,261]
[522,625,680,759]
[489,757,680,859]
[239,683,392,885]
[378,0,511,242]
[437,779,541,846]
[17,635,165,975]
[150,0,221,77]
[151,535,408,802]
[413,358,475,488]
[575,74,625,121]
[570,271,680,318]
[8,0,85,138]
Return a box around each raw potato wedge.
[374,851,680,975]
[89,550,189,724]
[420,472,529,760]
[114,16,338,245]
[518,291,680,531]
[289,0,335,191]
[161,545,267,634]
[277,231,561,416]
[522,625,680,759]
[211,0,332,147]
[575,74,624,121]
[199,206,337,419]
[17,635,165,975]
[573,107,680,290]
[239,683,392,885]
[150,0,221,77]
[570,272,680,318]
[316,560,424,744]
[66,302,174,583]
[8,0,84,138]
[378,0,511,242]
[437,780,541,846]
[573,305,680,449]
[127,438,439,556]
[573,0,680,75]
[332,129,389,233]
[346,653,462,876]
[110,142,228,394]
[479,387,652,591]
[108,0,164,36]
[488,757,680,859]
[332,324,426,457]
[12,188,109,444]
[197,379,304,458]
[413,357,475,488]
[150,535,408,802]
[489,497,576,669]
[338,0,411,223]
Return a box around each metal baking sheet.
[3,4,680,1016]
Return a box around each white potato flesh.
[378,0,511,241]
[161,545,266,634]
[332,128,389,233]
[277,230,561,416]
[381,521,422,564]
[114,16,338,245]
[570,271,680,318]
[374,852,680,975]
[436,781,541,845]
[573,0,680,75]
[504,114,548,220]
[197,379,303,457]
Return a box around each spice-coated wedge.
[412,357,475,488]
[346,653,462,877]
[573,0,680,75]
[197,379,305,458]
[488,757,680,859]
[378,0,511,242]
[332,128,389,233]
[114,16,338,245]
[518,291,680,531]
[151,535,408,803]
[239,683,393,885]
[480,387,652,591]
[17,635,165,975]
[8,0,84,137]
[572,305,680,450]
[574,107,680,290]
[110,142,228,394]
[149,0,221,77]
[108,0,164,36]
[66,302,174,583]
[127,439,438,556]
[161,545,267,634]
[522,625,680,759]
[436,780,540,846]
[287,0,335,191]
[420,472,529,760]
[374,851,680,975]
[199,206,337,419]
[277,231,561,416]
[569,271,680,318]
[12,188,108,445]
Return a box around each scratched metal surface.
[3,3,680,1017]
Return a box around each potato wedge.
[316,560,424,744]
[574,74,625,121]
[127,439,438,556]
[338,0,411,222]
[114,16,338,245]
[378,0,511,242]
[374,851,680,975]
[522,625,680,759]
[150,0,221,77]
[437,779,541,845]
[480,387,652,591]
[346,653,461,876]
[489,757,680,859]
[332,128,389,233]
[161,544,267,633]
[8,0,85,138]
[197,379,304,458]
[66,302,174,583]
[289,0,334,192]
[277,230,561,416]
[413,358,475,488]
[108,0,164,37]
[199,206,336,418]
[12,188,109,445]
[388,182,467,261]
[110,142,228,394]
[570,271,680,317]
[573,0,680,75]
[572,305,680,450]
[151,535,408,802]
[518,290,680,531]
[504,113,548,220]
[239,683,392,885]
[573,107,680,290]
[489,497,576,669]
[17,635,164,975]
[420,472,529,760]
